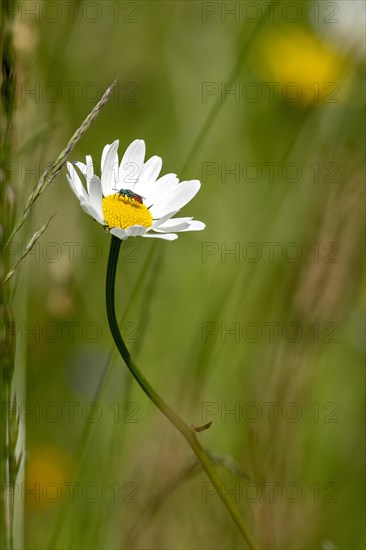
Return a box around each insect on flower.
[113,188,145,204]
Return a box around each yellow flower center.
[102,194,152,230]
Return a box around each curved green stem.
[106,235,260,550]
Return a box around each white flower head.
[66,139,205,241]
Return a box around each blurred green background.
[7,0,365,549]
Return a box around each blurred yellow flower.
[25,446,70,508]
[252,26,350,106]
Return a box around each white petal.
[143,232,178,241]
[73,161,94,196]
[66,174,80,201]
[125,225,147,237]
[179,220,206,232]
[150,180,201,218]
[156,218,205,232]
[145,174,180,211]
[101,143,112,168]
[87,176,104,223]
[80,201,103,224]
[155,223,190,232]
[71,162,103,224]
[154,216,192,228]
[134,156,162,195]
[67,162,88,202]
[151,210,179,229]
[119,140,146,188]
[101,140,119,196]
[110,227,128,240]
[73,160,87,172]
[154,217,193,232]
[85,154,95,179]
[149,173,179,196]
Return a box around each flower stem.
[106,235,260,550]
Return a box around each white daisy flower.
[66,139,205,241]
